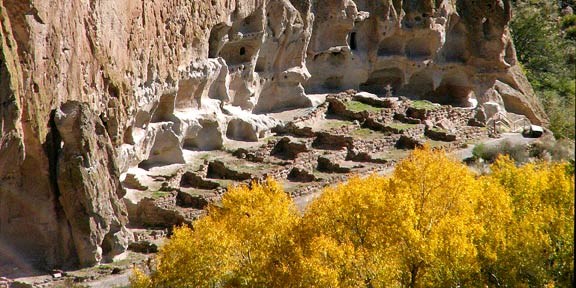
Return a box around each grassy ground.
[151,191,170,199]
[345,100,384,113]
[388,122,418,131]
[410,100,440,110]
[351,128,390,140]
[315,118,352,130]
[372,149,411,161]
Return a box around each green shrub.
[561,14,576,29]
[565,26,576,40]
[511,2,575,139]
[473,141,529,163]
[531,138,576,161]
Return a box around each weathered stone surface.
[317,156,352,173]
[425,127,457,142]
[180,172,220,190]
[122,173,149,191]
[272,122,316,138]
[54,101,131,267]
[125,198,187,229]
[287,167,316,182]
[394,113,422,124]
[176,190,210,209]
[305,0,547,125]
[128,241,158,254]
[271,137,309,159]
[312,132,354,150]
[353,92,395,108]
[395,135,425,149]
[232,148,265,162]
[206,160,252,181]
[406,107,429,120]
[346,149,387,164]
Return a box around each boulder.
[353,92,395,108]
[436,119,455,133]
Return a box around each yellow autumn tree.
[381,148,486,287]
[299,148,503,287]
[486,157,574,287]
[298,175,401,287]
[131,178,301,287]
[131,148,574,288]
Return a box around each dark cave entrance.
[349,32,357,50]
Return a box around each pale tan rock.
[305,0,547,124]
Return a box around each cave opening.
[360,68,404,95]
[349,32,357,50]
[423,75,475,107]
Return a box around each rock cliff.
[0,0,547,270]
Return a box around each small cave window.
[240,47,246,56]
[349,32,357,50]
[482,18,491,38]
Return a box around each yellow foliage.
[134,178,301,287]
[130,268,152,288]
[300,175,400,287]
[487,156,575,286]
[132,149,574,288]
[385,148,484,287]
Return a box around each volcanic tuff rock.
[0,0,547,269]
[54,101,131,267]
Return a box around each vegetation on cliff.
[131,148,574,287]
[511,0,576,139]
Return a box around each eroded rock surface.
[54,101,131,267]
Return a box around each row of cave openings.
[360,68,475,107]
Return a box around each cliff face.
[0,0,546,269]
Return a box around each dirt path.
[86,272,131,288]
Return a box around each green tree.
[511,0,576,139]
